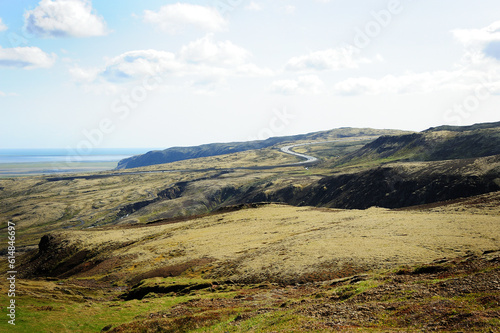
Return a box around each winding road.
[280,144,318,164]
[278,139,365,166]
[47,143,322,181]
[42,137,377,230]
[47,138,376,181]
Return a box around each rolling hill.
[423,120,500,132]
[116,127,408,169]
[332,122,500,166]
[2,121,500,332]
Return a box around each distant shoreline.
[0,161,119,177]
[0,148,153,177]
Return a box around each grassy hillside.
[333,125,500,167]
[2,194,499,332]
[17,201,500,284]
[2,137,499,250]
[2,122,500,332]
[0,153,297,248]
[424,120,500,132]
[117,127,408,169]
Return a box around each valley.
[1,122,499,332]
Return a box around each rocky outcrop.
[231,155,500,210]
[19,234,92,278]
[295,165,500,209]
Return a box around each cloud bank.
[0,46,56,69]
[285,46,373,72]
[70,35,273,91]
[143,3,226,34]
[24,0,108,38]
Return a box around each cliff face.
[296,158,500,209]
[230,155,500,210]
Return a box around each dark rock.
[101,324,113,332]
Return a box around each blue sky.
[1,0,500,149]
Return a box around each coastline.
[0,148,154,177]
[0,161,119,177]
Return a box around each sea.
[0,148,154,176]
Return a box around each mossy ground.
[1,250,499,332]
[1,137,499,332]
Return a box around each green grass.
[327,279,379,301]
[0,287,205,332]
[3,250,500,332]
[197,310,309,333]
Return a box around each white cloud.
[143,3,226,34]
[24,0,108,38]
[271,75,325,95]
[453,21,500,48]
[0,18,7,32]
[234,63,274,77]
[71,35,273,90]
[178,35,273,77]
[330,22,500,96]
[180,34,250,66]
[333,68,500,96]
[68,66,100,82]
[453,21,500,61]
[0,46,56,69]
[101,50,181,82]
[187,76,229,96]
[245,2,263,11]
[286,46,373,71]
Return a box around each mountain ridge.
[332,123,500,167]
[117,121,500,170]
[423,120,500,132]
[116,127,408,169]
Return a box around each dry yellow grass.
[0,172,191,235]
[122,147,302,172]
[0,144,319,245]
[57,198,500,283]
